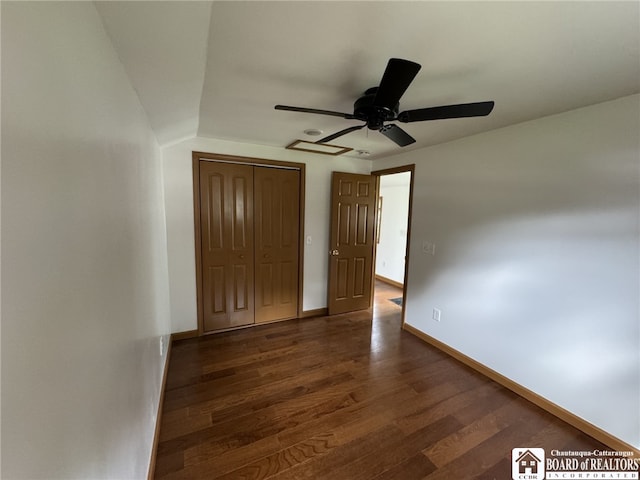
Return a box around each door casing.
[326,165,414,323]
[192,151,306,335]
[371,164,415,328]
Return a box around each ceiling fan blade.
[316,124,366,143]
[373,58,421,110]
[379,124,416,147]
[397,101,495,123]
[275,104,355,119]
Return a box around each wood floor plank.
[422,409,554,479]
[215,432,338,480]
[159,408,212,442]
[158,370,355,458]
[180,380,417,477]
[423,397,530,468]
[153,451,184,478]
[332,415,463,480]
[269,425,406,480]
[155,282,611,480]
[372,453,437,480]
[395,381,501,435]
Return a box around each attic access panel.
[285,140,352,156]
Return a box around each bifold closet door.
[254,167,300,323]
[199,161,255,331]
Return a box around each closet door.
[199,161,255,331]
[254,167,300,323]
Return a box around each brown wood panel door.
[328,172,378,315]
[254,167,300,323]
[199,161,255,331]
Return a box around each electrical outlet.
[432,308,441,322]
[422,241,436,255]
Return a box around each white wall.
[162,137,371,333]
[2,3,172,478]
[375,172,411,284]
[373,95,640,449]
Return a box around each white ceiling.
[96,1,640,160]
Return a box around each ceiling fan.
[275,58,494,147]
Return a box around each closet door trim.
[192,151,306,335]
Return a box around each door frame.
[371,164,415,328]
[192,151,306,335]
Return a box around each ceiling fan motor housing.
[354,87,399,130]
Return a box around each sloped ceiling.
[97,1,640,159]
[96,1,212,146]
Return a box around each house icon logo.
[512,448,545,480]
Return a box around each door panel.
[338,203,351,245]
[280,261,295,304]
[254,167,300,323]
[355,204,369,245]
[200,161,255,331]
[336,258,349,299]
[206,174,224,250]
[354,257,366,296]
[328,172,377,315]
[232,176,250,249]
[208,266,226,312]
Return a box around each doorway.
[372,165,414,325]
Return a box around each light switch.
[306,235,312,245]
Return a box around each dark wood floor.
[155,282,607,479]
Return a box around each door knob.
[330,249,339,256]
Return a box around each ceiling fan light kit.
[275,58,495,148]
